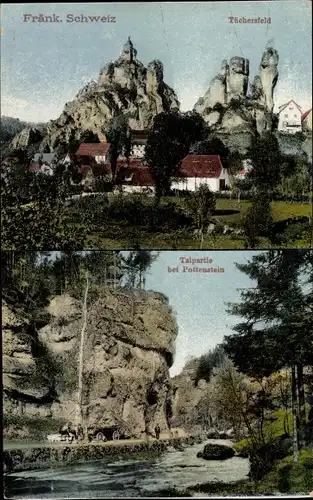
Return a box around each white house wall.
[94,155,107,163]
[278,103,302,134]
[172,177,220,192]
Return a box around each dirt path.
[3,434,182,451]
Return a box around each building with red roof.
[278,100,302,134]
[72,152,230,195]
[301,108,312,134]
[130,130,149,159]
[75,143,110,164]
[172,155,230,192]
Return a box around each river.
[4,439,250,498]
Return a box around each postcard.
[2,248,313,497]
[1,1,312,250]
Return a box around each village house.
[29,152,58,175]
[75,143,110,165]
[171,155,230,192]
[277,100,302,134]
[130,130,149,159]
[115,161,155,195]
[301,108,312,134]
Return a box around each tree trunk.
[76,271,89,437]
[291,365,299,462]
[297,363,306,448]
[200,229,204,250]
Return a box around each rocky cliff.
[10,38,179,153]
[3,289,178,440]
[194,45,279,154]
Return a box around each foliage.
[185,185,216,247]
[242,192,273,248]
[195,346,226,384]
[122,251,159,289]
[145,110,207,202]
[247,132,285,193]
[190,137,229,158]
[1,160,86,250]
[223,250,313,378]
[104,114,131,182]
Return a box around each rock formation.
[10,38,179,153]
[3,289,178,440]
[194,45,279,154]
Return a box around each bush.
[108,195,191,231]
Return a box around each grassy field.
[77,198,312,249]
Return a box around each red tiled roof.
[179,155,223,178]
[278,100,302,113]
[76,143,110,156]
[117,158,146,168]
[78,164,111,179]
[301,109,312,121]
[116,166,155,186]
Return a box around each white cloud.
[1,94,65,123]
[1,95,29,114]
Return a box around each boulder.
[198,443,235,460]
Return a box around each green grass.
[233,409,292,453]
[257,449,313,494]
[67,197,312,249]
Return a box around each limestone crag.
[10,38,179,153]
[3,289,178,439]
[194,46,279,154]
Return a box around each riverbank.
[4,439,250,498]
[3,434,204,473]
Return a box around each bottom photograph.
[2,250,313,498]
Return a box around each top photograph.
[1,1,312,250]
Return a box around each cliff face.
[171,358,225,433]
[3,289,178,439]
[194,46,279,154]
[10,38,179,153]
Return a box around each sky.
[1,1,312,123]
[145,250,260,376]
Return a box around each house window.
[284,114,288,118]
[294,115,297,118]
[282,122,287,127]
[219,179,226,190]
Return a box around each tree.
[122,251,159,289]
[145,110,207,203]
[76,270,89,440]
[190,137,229,158]
[243,192,273,248]
[104,115,131,184]
[1,158,85,250]
[195,346,226,384]
[185,185,216,249]
[223,250,313,462]
[247,132,284,195]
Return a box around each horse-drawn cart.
[87,424,123,442]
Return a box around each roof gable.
[278,100,302,113]
[179,155,223,178]
[76,143,110,156]
[301,109,312,122]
